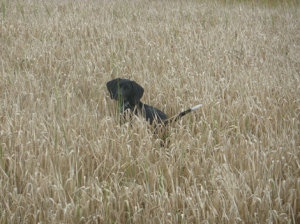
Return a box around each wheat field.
[0,0,299,223]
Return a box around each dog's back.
[140,102,168,124]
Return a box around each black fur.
[106,78,168,124]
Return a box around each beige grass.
[0,0,299,223]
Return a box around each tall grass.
[0,0,299,223]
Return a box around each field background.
[0,0,299,223]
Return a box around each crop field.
[0,0,299,223]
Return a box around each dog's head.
[106,78,144,112]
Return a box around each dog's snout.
[114,91,125,100]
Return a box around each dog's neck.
[120,101,144,113]
[120,101,131,113]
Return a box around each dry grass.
[0,0,299,223]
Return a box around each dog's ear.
[106,78,120,99]
[131,81,144,103]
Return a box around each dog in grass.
[106,78,202,126]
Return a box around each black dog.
[106,78,202,125]
[106,78,168,124]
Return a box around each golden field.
[0,0,299,223]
